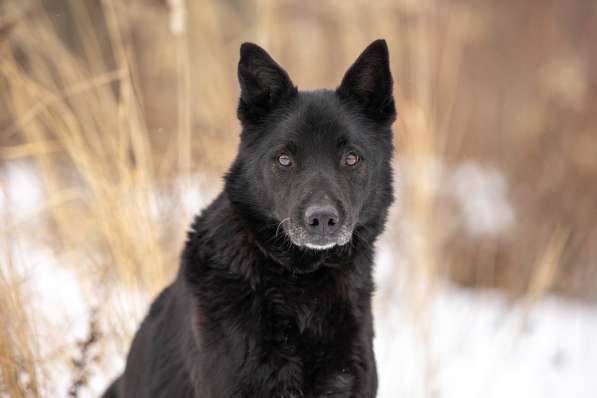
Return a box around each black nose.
[304,205,340,236]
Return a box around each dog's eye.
[344,152,360,167]
[277,153,292,167]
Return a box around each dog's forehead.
[277,92,359,144]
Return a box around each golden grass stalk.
[0,248,42,398]
[524,226,570,308]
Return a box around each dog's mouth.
[305,242,337,250]
[282,221,353,250]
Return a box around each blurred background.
[1,0,596,397]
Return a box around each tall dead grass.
[0,256,42,398]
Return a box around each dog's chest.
[252,272,358,397]
[259,269,353,336]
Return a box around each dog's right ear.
[237,43,297,125]
[337,39,396,125]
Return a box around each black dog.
[104,39,396,398]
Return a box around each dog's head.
[226,40,396,252]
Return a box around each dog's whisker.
[275,217,290,240]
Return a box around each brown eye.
[344,152,360,167]
[278,153,292,167]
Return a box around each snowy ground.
[2,162,597,397]
[374,243,597,398]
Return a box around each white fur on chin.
[304,242,336,250]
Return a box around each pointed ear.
[337,39,396,125]
[237,42,297,124]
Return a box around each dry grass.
[1,0,596,395]
[0,242,42,397]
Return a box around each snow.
[448,162,515,236]
[0,161,44,219]
[373,275,597,397]
[396,156,516,237]
[3,240,88,396]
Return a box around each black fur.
[105,39,396,398]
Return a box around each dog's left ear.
[237,42,297,125]
[337,39,396,125]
